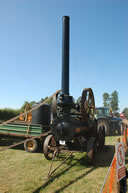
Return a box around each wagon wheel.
[43,135,57,160]
[51,93,60,118]
[24,139,39,153]
[81,88,95,125]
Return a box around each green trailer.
[0,104,52,152]
[0,121,50,153]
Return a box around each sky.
[0,0,128,112]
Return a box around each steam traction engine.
[43,16,105,164]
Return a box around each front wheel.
[43,135,56,160]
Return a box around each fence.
[100,121,128,193]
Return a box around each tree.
[41,97,52,105]
[102,90,119,113]
[110,90,119,112]
[76,96,81,104]
[123,108,128,119]
[20,101,36,112]
[103,92,110,108]
[20,101,29,112]
[30,101,36,108]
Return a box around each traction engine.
[43,16,105,164]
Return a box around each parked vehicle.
[95,107,122,135]
[0,104,51,153]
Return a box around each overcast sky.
[0,0,128,112]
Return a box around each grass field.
[0,136,127,193]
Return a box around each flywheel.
[51,92,60,118]
[81,88,95,126]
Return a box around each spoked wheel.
[43,135,57,160]
[81,88,95,126]
[87,137,97,165]
[51,93,60,119]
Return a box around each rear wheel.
[87,137,97,164]
[24,139,39,153]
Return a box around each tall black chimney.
[61,16,70,95]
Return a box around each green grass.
[0,136,124,193]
